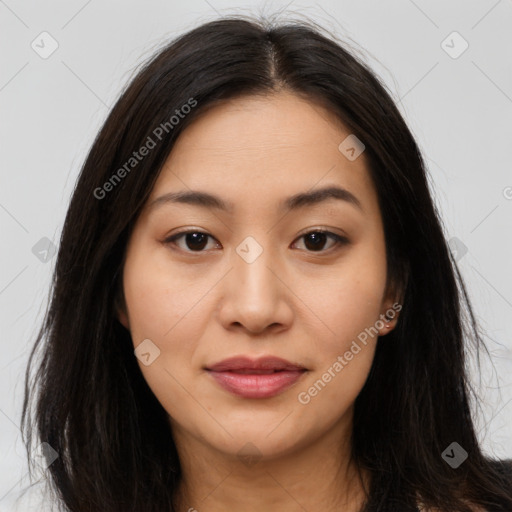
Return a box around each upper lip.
[206,356,306,372]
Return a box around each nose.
[217,240,293,335]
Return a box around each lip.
[205,356,307,399]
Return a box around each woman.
[20,15,512,512]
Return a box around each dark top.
[411,459,512,512]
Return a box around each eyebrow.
[148,185,364,214]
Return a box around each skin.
[117,90,400,512]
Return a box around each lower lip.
[207,370,306,398]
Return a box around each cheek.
[297,250,386,407]
[308,257,386,349]
[122,243,206,343]
[295,271,384,416]
[121,248,208,424]
[295,341,377,428]
[121,236,219,372]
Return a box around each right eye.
[163,230,220,253]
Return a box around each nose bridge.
[217,233,290,333]
[232,234,279,297]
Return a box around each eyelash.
[163,229,349,255]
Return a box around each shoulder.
[417,459,512,512]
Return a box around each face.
[118,90,399,462]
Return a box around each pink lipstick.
[205,356,307,399]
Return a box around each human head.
[117,87,401,466]
[22,15,507,512]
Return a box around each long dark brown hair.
[20,14,512,512]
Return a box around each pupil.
[305,232,326,251]
[187,233,207,251]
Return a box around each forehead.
[165,91,350,159]
[148,91,379,218]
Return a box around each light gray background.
[1,0,511,510]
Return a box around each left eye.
[164,229,348,253]
[293,230,349,252]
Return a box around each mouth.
[205,356,308,399]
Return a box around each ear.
[378,299,401,336]
[116,303,130,330]
[378,277,405,336]
[114,281,130,330]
